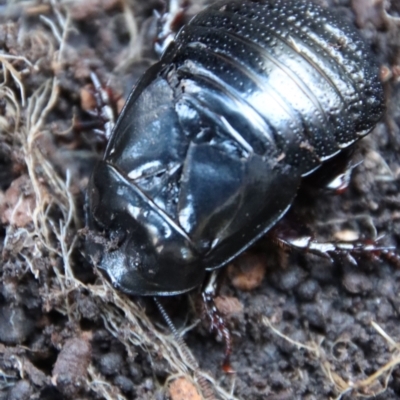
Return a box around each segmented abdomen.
[164,0,383,176]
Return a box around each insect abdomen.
[164,0,383,175]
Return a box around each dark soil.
[0,1,400,399]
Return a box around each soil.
[0,1,400,399]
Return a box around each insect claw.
[222,359,235,374]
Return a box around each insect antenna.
[153,296,216,400]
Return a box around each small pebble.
[169,377,202,400]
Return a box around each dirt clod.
[168,377,202,400]
[0,306,35,345]
[52,337,92,397]
[228,253,267,291]
[215,295,244,316]
[7,380,31,400]
[342,271,374,294]
[0,175,35,227]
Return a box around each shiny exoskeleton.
[85,0,384,296]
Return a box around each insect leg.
[270,222,400,268]
[154,0,189,56]
[201,271,235,374]
[74,72,119,142]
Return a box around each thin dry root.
[263,317,400,399]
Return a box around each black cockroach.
[85,0,387,370]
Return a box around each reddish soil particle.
[169,377,202,400]
[228,253,267,291]
[0,175,35,227]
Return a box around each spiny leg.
[200,270,235,373]
[269,219,400,268]
[74,72,119,141]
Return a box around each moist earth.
[0,1,400,399]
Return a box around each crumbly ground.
[0,1,400,399]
